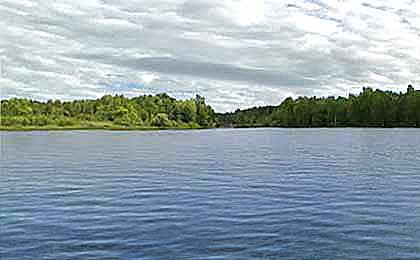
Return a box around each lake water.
[1,128,420,259]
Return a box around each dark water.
[1,128,420,260]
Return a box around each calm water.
[1,128,420,259]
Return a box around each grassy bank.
[0,121,208,131]
[0,126,208,131]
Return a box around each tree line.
[0,94,216,128]
[217,85,420,127]
[1,85,419,128]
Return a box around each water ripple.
[1,128,420,260]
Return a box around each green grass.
[0,126,208,131]
[0,121,208,131]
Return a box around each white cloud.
[92,18,140,28]
[222,0,267,26]
[141,73,159,84]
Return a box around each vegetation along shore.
[1,85,419,130]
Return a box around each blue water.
[1,128,420,259]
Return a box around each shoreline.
[0,125,210,131]
[1,125,419,131]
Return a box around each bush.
[30,115,50,126]
[151,113,175,127]
[55,116,76,126]
[0,116,29,126]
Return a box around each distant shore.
[0,125,209,131]
[2,86,419,130]
[1,125,419,131]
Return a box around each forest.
[0,94,216,129]
[218,85,420,127]
[1,85,419,129]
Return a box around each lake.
[1,128,420,259]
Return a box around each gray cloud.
[77,55,317,87]
[1,0,419,112]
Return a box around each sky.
[0,0,419,112]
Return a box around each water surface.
[1,128,420,259]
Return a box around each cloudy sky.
[0,0,419,111]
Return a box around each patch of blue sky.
[100,81,197,100]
